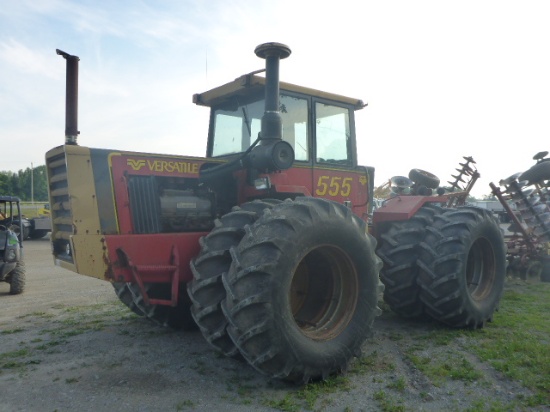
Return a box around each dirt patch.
[0,240,540,411]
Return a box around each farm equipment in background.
[371,156,504,321]
[2,202,52,240]
[27,215,51,239]
[490,151,550,281]
[0,196,25,294]
[373,156,479,206]
[45,43,506,383]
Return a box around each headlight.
[254,177,271,190]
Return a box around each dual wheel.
[378,205,506,328]
[189,197,383,382]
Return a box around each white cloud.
[1,0,550,198]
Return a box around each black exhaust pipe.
[249,42,294,172]
[254,42,291,140]
[56,49,80,145]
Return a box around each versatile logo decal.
[126,158,199,174]
[127,159,146,171]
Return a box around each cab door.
[312,99,370,219]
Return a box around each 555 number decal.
[315,176,353,197]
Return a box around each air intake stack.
[249,42,295,172]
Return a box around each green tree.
[0,166,48,201]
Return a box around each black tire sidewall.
[456,214,506,318]
[9,261,25,295]
[268,211,378,368]
[409,168,440,189]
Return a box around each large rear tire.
[112,282,196,330]
[113,282,145,317]
[188,199,281,356]
[222,198,383,382]
[417,207,506,328]
[377,204,442,317]
[9,261,25,295]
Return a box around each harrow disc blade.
[534,223,550,237]
[536,212,550,224]
[500,173,522,186]
[458,165,474,174]
[515,195,541,210]
[512,188,536,200]
[525,213,550,232]
[507,222,523,233]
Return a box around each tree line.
[0,165,48,201]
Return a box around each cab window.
[211,94,309,161]
[315,103,351,165]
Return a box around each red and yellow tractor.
[46,43,506,383]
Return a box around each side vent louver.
[128,176,161,234]
[46,151,74,262]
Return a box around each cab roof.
[193,73,366,110]
[0,196,21,203]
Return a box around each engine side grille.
[128,176,161,234]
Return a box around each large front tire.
[188,199,281,356]
[222,198,383,382]
[417,207,506,328]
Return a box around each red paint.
[104,232,205,283]
[373,196,446,223]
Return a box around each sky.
[1,0,549,198]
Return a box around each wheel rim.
[289,245,359,341]
[466,237,496,300]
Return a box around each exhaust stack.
[56,49,80,145]
[249,42,294,172]
[254,42,291,141]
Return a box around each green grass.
[403,283,550,407]
[406,350,483,386]
[262,375,351,411]
[468,283,550,405]
[351,350,395,374]
[0,327,25,334]
[373,390,405,412]
[2,282,548,410]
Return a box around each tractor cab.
[193,72,374,217]
[194,73,366,166]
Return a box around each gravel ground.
[0,239,540,412]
